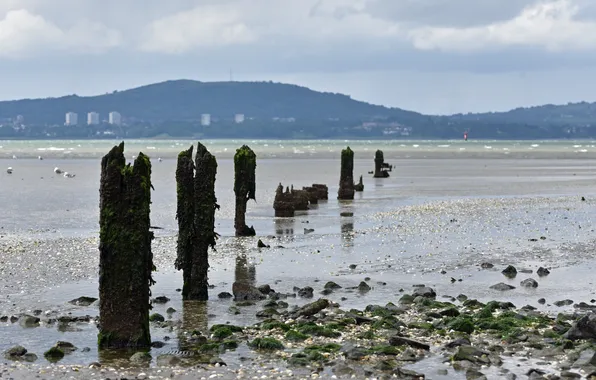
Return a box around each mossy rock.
[149,313,165,322]
[209,324,243,333]
[210,326,234,340]
[260,320,290,331]
[370,345,400,355]
[297,323,341,338]
[248,337,284,351]
[304,343,341,353]
[43,347,64,362]
[285,330,309,342]
[447,316,475,334]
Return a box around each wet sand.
[2,155,596,378]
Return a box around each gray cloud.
[364,0,534,27]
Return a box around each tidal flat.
[2,142,596,379]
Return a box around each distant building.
[201,114,211,126]
[87,112,100,125]
[15,115,24,124]
[65,112,78,126]
[234,114,245,124]
[109,111,122,126]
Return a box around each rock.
[344,312,374,325]
[19,315,40,328]
[256,308,279,318]
[258,284,274,295]
[412,287,436,298]
[395,368,426,379]
[55,341,77,353]
[332,363,355,377]
[291,298,330,318]
[481,263,494,269]
[538,298,546,304]
[565,314,596,340]
[149,313,165,322]
[152,296,170,304]
[519,269,533,274]
[130,352,152,363]
[453,345,490,364]
[537,267,550,277]
[520,278,539,288]
[502,265,517,278]
[445,337,471,348]
[4,346,27,360]
[218,292,233,299]
[349,264,357,270]
[340,344,368,360]
[156,354,181,366]
[210,356,226,366]
[554,299,574,307]
[257,239,269,248]
[490,282,516,291]
[22,353,38,362]
[68,296,98,306]
[298,286,314,298]
[324,281,342,290]
[358,281,371,292]
[228,306,241,315]
[389,335,430,350]
[466,369,488,380]
[560,371,581,379]
[232,282,266,301]
[43,347,64,361]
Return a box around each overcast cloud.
[0,0,594,114]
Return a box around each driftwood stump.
[98,142,154,349]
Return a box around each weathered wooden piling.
[312,184,329,200]
[234,145,257,236]
[273,183,296,217]
[337,147,355,200]
[175,143,218,301]
[374,150,391,178]
[98,142,154,349]
[354,175,364,192]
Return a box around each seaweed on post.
[337,146,355,200]
[234,145,257,236]
[98,142,154,349]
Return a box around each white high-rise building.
[201,114,211,126]
[65,112,78,126]
[87,112,100,125]
[109,111,122,125]
[234,114,245,124]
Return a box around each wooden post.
[98,142,154,349]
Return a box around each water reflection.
[235,253,256,286]
[275,218,295,236]
[341,218,355,249]
[178,301,208,350]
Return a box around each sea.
[1,139,596,378]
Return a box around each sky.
[0,0,596,115]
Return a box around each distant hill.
[1,79,596,139]
[450,101,596,128]
[0,79,423,124]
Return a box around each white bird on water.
[158,157,162,162]
[12,155,16,159]
[63,172,76,178]
[6,167,13,174]
[54,167,63,174]
[38,156,43,160]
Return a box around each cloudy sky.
[0,0,595,114]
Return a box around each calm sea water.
[2,139,596,377]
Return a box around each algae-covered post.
[234,145,257,236]
[374,150,390,178]
[175,143,218,301]
[175,146,195,300]
[192,143,218,300]
[98,142,154,349]
[337,146,355,200]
